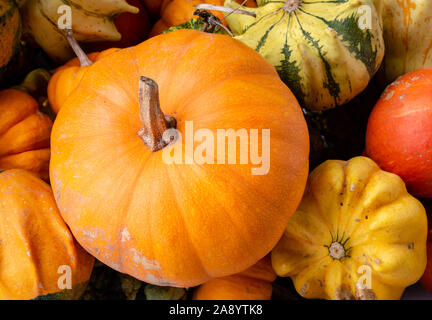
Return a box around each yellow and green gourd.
[224,0,385,110]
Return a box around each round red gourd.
[50,30,309,287]
[366,68,432,198]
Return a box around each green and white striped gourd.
[224,0,384,110]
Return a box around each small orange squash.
[0,169,94,300]
[149,0,256,36]
[193,255,276,300]
[50,30,309,287]
[47,31,119,113]
[0,89,52,180]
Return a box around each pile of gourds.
[0,0,431,301]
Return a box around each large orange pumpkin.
[193,255,276,300]
[47,31,119,114]
[0,89,52,180]
[366,68,432,198]
[0,169,94,300]
[50,30,309,287]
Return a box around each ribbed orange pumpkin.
[193,255,276,300]
[366,68,432,198]
[0,89,52,180]
[47,33,119,114]
[0,169,94,300]
[50,30,309,287]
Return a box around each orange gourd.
[47,31,119,114]
[193,255,276,300]
[0,89,52,180]
[149,0,226,37]
[149,0,256,36]
[0,169,94,300]
[50,30,309,287]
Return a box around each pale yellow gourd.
[20,0,139,62]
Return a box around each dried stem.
[137,77,177,152]
[65,29,93,67]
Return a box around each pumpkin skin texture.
[224,0,384,110]
[193,255,276,300]
[366,68,432,198]
[272,157,428,300]
[0,89,52,180]
[50,30,309,287]
[378,0,432,84]
[0,169,94,300]
[48,48,120,114]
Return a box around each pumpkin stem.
[138,77,177,152]
[328,242,346,260]
[195,4,256,18]
[65,29,93,67]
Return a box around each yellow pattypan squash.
[272,156,428,300]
